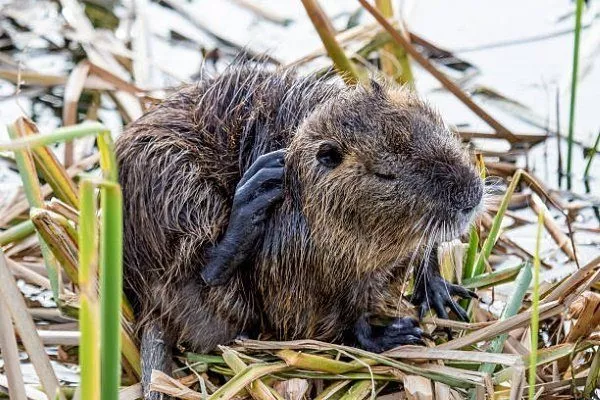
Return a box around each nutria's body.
[116,64,483,399]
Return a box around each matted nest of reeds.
[145,250,600,400]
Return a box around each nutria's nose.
[460,182,483,214]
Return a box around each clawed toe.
[413,276,476,325]
[355,315,426,353]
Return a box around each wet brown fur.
[115,63,480,354]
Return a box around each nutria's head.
[287,81,483,265]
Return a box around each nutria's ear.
[370,79,385,97]
[316,141,343,169]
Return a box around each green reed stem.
[0,220,35,246]
[99,181,123,400]
[0,122,109,151]
[7,122,61,298]
[300,0,360,85]
[583,348,600,398]
[566,0,584,189]
[79,180,100,400]
[583,130,600,178]
[529,206,544,399]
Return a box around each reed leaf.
[338,380,376,400]
[207,362,289,400]
[583,348,600,398]
[222,347,284,400]
[477,263,532,376]
[276,350,376,374]
[0,220,35,247]
[462,263,524,290]
[314,381,351,400]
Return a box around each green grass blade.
[529,204,544,399]
[471,170,523,278]
[583,130,600,178]
[566,0,584,188]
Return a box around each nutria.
[115,63,483,399]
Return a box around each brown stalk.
[301,0,360,85]
[358,0,519,143]
[0,252,65,400]
[530,194,576,261]
[63,61,91,167]
[0,298,27,400]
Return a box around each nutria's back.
[116,66,337,313]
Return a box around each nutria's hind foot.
[412,274,477,323]
[141,320,173,400]
[201,149,286,286]
[354,315,424,353]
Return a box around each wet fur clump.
[116,63,483,356]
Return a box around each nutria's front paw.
[411,275,476,323]
[354,315,424,353]
[201,150,285,286]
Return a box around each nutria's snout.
[455,177,484,234]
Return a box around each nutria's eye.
[374,172,396,181]
[316,142,343,168]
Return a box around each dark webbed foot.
[412,274,477,324]
[201,149,285,286]
[354,315,424,353]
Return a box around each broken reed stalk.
[300,0,360,84]
[357,0,519,144]
[566,0,584,189]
